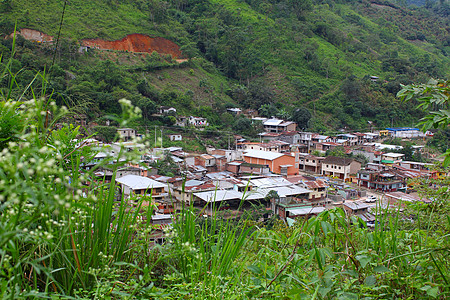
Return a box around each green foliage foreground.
[0,52,449,298]
[0,96,449,299]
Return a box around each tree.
[400,142,414,161]
[292,107,312,130]
[259,103,278,118]
[233,117,254,137]
[326,146,347,158]
[397,79,450,166]
[94,126,117,143]
[152,151,179,177]
[137,97,157,119]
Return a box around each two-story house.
[357,169,405,192]
[296,153,325,173]
[243,150,297,176]
[117,128,136,141]
[322,156,361,181]
[263,118,297,133]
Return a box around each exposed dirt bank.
[9,29,183,58]
[81,34,183,58]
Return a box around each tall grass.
[0,33,155,297]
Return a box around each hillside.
[1,0,449,132]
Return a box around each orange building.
[242,150,297,176]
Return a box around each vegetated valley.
[1,0,449,134]
[0,0,449,299]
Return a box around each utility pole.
[154,125,157,148]
[161,128,163,148]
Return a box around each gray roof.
[323,156,358,166]
[249,177,293,188]
[184,179,204,187]
[263,118,284,126]
[151,214,172,221]
[116,175,166,190]
[244,150,291,161]
[193,190,243,203]
[289,207,326,216]
[344,201,371,210]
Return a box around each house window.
[313,160,315,163]
[339,166,341,169]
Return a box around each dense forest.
[1,0,449,133]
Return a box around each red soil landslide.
[8,29,183,58]
[81,34,183,58]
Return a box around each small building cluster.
[78,117,445,236]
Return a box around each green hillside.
[1,0,449,132]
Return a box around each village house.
[192,190,245,214]
[237,140,290,153]
[298,132,313,147]
[364,132,379,141]
[172,181,216,205]
[384,191,432,206]
[287,207,326,219]
[267,186,314,219]
[116,175,166,200]
[286,175,328,204]
[176,116,208,127]
[322,156,361,181]
[211,155,227,172]
[399,161,433,171]
[311,134,331,144]
[94,166,141,182]
[243,150,297,176]
[381,152,405,165]
[226,108,242,115]
[195,154,216,172]
[243,109,258,118]
[356,169,405,192]
[296,153,324,174]
[259,132,282,141]
[341,201,375,226]
[207,148,243,162]
[335,134,359,146]
[117,128,136,141]
[159,106,177,115]
[225,161,270,175]
[353,132,367,144]
[169,134,182,141]
[386,127,424,138]
[188,116,208,127]
[277,131,301,145]
[314,142,341,153]
[262,118,297,133]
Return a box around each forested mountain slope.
[1,0,449,132]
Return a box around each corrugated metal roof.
[249,177,292,188]
[289,207,326,216]
[184,179,204,187]
[263,118,284,126]
[193,190,243,202]
[344,201,371,210]
[385,192,431,203]
[244,150,287,161]
[116,175,166,190]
